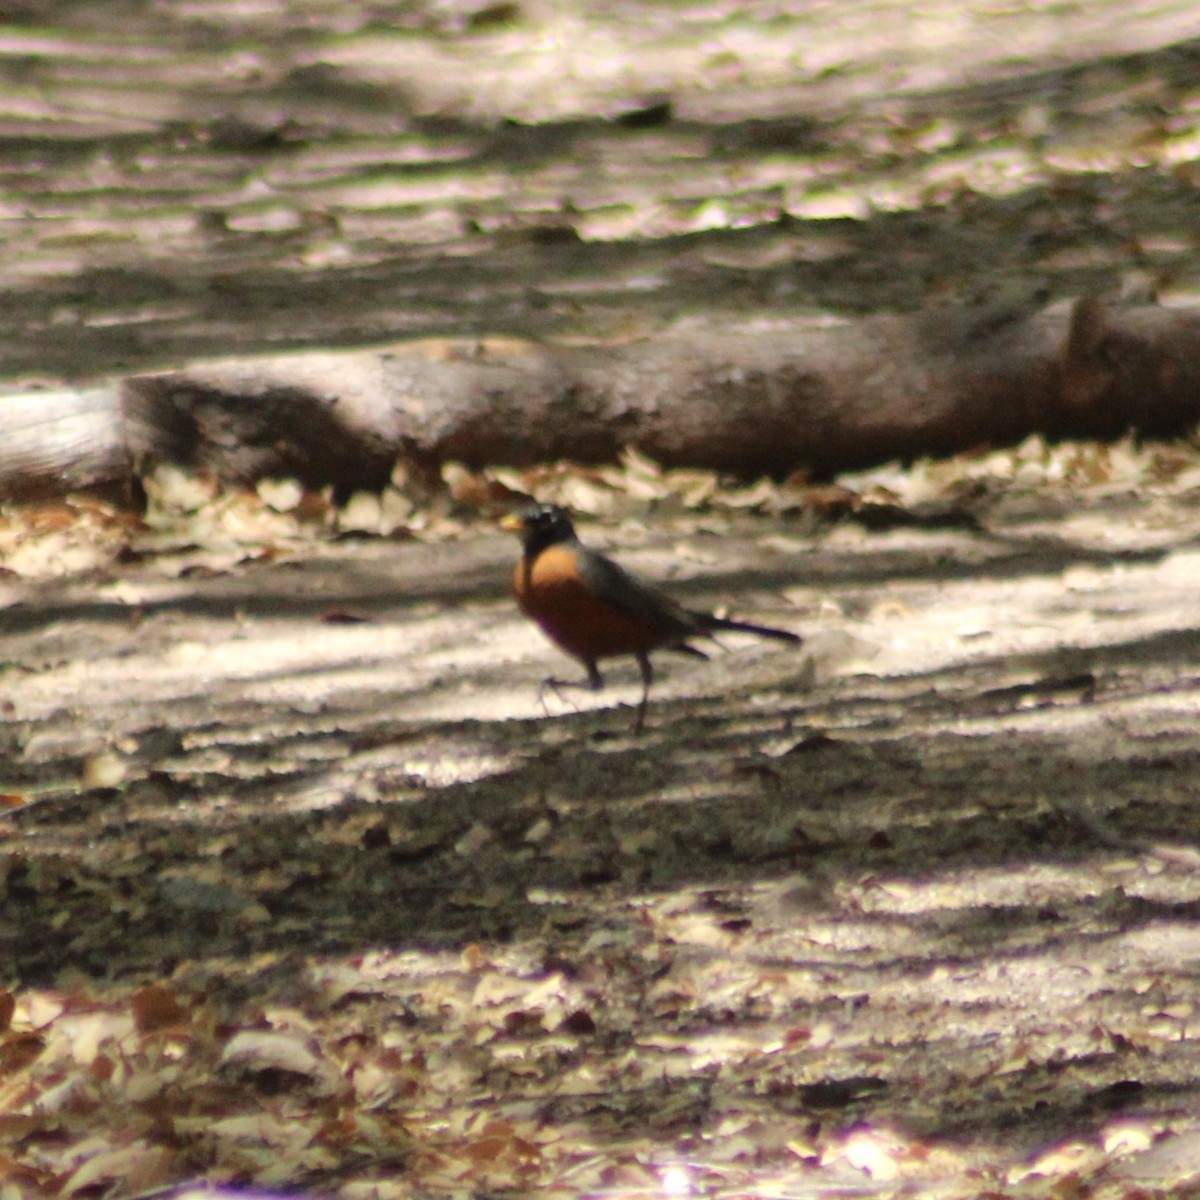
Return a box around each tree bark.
[2,298,1198,503]
[0,387,130,501]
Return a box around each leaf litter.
[7,440,1200,1197]
[8,431,1200,583]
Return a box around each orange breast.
[513,545,664,662]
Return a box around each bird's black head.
[502,503,578,557]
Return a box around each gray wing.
[575,548,702,644]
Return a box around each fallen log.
[1,297,1198,503]
[0,387,130,501]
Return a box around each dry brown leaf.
[0,1150,52,1188]
[0,1031,45,1073]
[61,1143,172,1197]
[466,1136,509,1164]
[131,985,190,1035]
[81,751,127,789]
[220,1029,336,1092]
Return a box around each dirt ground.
[5,1,1200,1196]
[6,459,1200,1194]
[2,0,1200,380]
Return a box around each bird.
[501,502,801,732]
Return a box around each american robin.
[501,503,801,732]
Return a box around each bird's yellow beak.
[499,512,526,533]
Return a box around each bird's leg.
[538,660,604,717]
[633,652,654,735]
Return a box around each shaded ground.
[5,2,1200,1196]
[6,449,1200,1193]
[1,1,1200,380]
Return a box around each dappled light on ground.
[6,449,1200,1193]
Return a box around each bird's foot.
[537,676,589,717]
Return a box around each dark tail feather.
[698,614,802,644]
